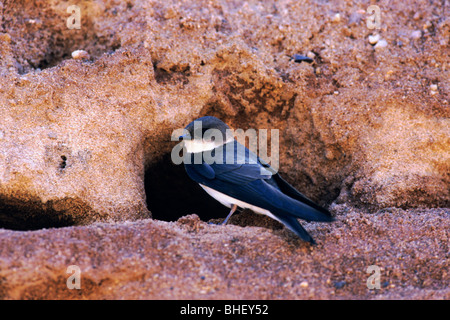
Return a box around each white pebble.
[332,13,341,22]
[300,281,309,288]
[368,34,380,45]
[430,84,438,95]
[411,30,422,39]
[71,50,90,60]
[306,51,315,59]
[374,39,388,49]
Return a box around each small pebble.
[334,281,346,289]
[332,13,341,22]
[423,21,432,31]
[71,50,90,60]
[325,149,335,160]
[384,70,394,80]
[299,281,309,288]
[368,34,380,45]
[306,51,315,59]
[411,30,422,40]
[374,39,387,49]
[430,84,438,95]
[293,54,313,64]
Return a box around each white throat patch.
[183,137,234,153]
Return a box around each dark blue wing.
[209,140,274,184]
[271,174,333,220]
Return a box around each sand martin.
[179,116,334,244]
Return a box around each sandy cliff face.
[0,0,448,299]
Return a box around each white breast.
[199,184,281,223]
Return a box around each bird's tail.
[277,215,316,244]
[270,174,334,222]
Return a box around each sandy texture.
[0,0,448,299]
[0,208,448,300]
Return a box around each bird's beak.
[177,128,192,141]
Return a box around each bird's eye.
[203,135,215,143]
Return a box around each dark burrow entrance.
[144,154,229,222]
[0,199,75,231]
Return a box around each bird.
[179,116,334,244]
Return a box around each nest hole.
[144,154,229,222]
[0,198,76,231]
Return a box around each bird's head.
[180,116,234,153]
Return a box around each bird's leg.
[221,204,238,225]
